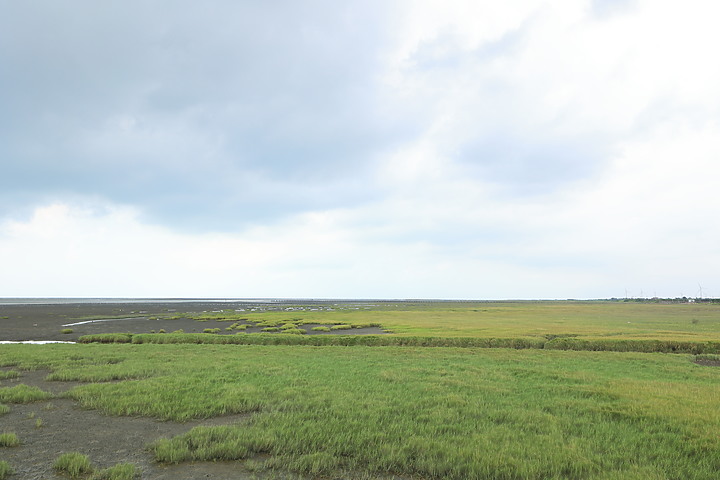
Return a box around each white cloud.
[2,1,720,298]
[0,201,553,298]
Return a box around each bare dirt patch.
[694,359,720,367]
[0,369,267,479]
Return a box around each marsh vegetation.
[1,300,720,479]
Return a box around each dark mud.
[0,368,284,480]
[694,359,720,367]
[0,301,385,342]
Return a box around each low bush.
[77,332,720,355]
[78,333,132,344]
[0,370,19,380]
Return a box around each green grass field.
[2,301,720,479]
[1,340,720,479]
[183,301,720,340]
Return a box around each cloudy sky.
[1,0,719,299]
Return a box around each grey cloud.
[590,0,638,18]
[0,1,416,230]
[403,24,615,194]
[456,133,612,195]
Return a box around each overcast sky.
[1,0,719,299]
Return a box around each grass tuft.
[330,324,352,330]
[61,328,74,334]
[0,384,53,403]
[0,461,13,479]
[90,462,137,480]
[0,432,19,447]
[0,405,9,415]
[282,328,307,335]
[53,452,93,478]
[0,370,20,380]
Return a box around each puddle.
[62,316,147,327]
